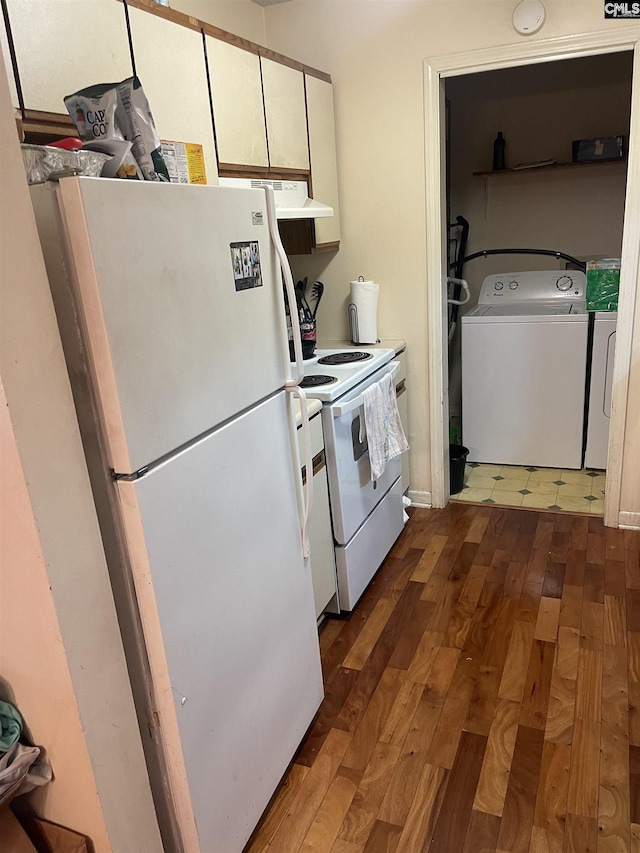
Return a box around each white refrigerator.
[30,176,323,852]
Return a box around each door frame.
[424,28,640,527]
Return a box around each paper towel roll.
[348,278,379,344]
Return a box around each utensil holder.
[300,316,316,359]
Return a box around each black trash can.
[449,444,469,494]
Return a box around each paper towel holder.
[348,276,380,345]
[348,302,360,344]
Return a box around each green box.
[586,259,620,312]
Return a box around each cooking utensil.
[295,277,313,322]
[294,277,306,313]
[310,280,324,319]
[293,278,316,357]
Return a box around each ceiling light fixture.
[250,0,293,6]
[512,0,546,35]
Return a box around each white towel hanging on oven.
[360,372,409,481]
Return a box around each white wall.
[0,51,162,851]
[260,0,640,513]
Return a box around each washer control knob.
[556,275,573,291]
[494,281,504,291]
[508,280,519,290]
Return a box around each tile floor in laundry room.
[450,463,606,514]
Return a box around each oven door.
[322,362,402,545]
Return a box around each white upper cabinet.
[1,14,19,109]
[4,0,131,114]
[128,7,217,184]
[305,75,341,248]
[2,0,339,246]
[206,37,268,169]
[261,58,309,171]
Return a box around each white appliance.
[585,311,617,470]
[30,177,323,853]
[300,348,405,609]
[461,270,588,469]
[218,176,333,219]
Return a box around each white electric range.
[298,346,404,610]
[299,347,396,401]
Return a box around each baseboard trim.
[619,511,640,530]
[408,489,432,508]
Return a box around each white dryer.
[461,270,588,469]
[585,311,617,470]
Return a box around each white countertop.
[294,396,323,426]
[317,338,406,355]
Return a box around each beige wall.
[170,0,267,43]
[0,385,110,846]
[621,252,640,514]
[0,51,162,850]
[257,0,640,513]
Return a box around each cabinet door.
[128,7,217,184]
[261,57,309,171]
[5,0,131,114]
[1,15,19,109]
[305,75,341,248]
[206,37,268,170]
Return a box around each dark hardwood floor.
[245,503,640,853]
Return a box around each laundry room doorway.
[424,31,640,528]
[445,55,630,518]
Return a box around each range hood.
[218,177,333,220]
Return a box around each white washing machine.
[461,270,588,469]
[585,311,617,470]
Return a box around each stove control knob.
[509,280,519,290]
[556,275,573,291]
[494,281,504,290]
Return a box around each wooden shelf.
[16,109,79,144]
[473,157,626,178]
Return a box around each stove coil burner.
[317,351,373,366]
[300,374,338,388]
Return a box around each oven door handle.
[332,362,400,418]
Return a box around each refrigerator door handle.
[289,385,313,559]
[261,184,304,386]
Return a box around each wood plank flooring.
[245,503,640,853]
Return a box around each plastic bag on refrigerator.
[64,77,170,182]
